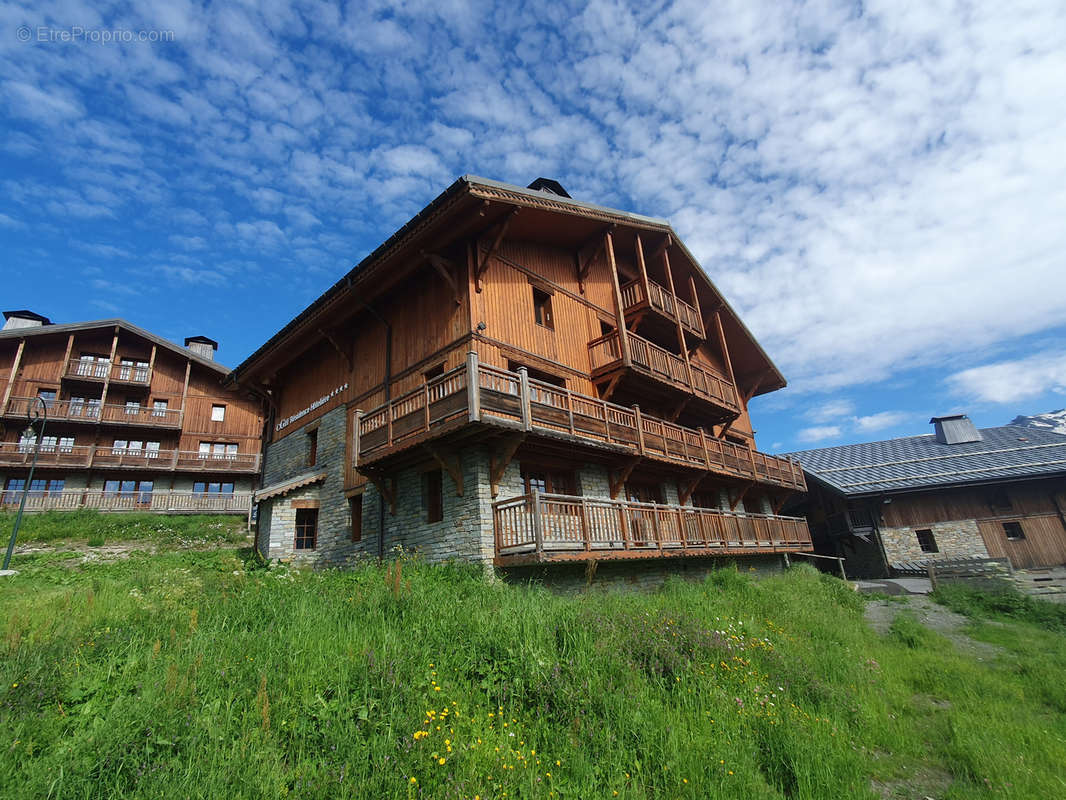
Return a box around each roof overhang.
[254,471,328,502]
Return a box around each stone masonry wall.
[879,519,990,564]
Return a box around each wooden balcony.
[493,492,812,565]
[355,358,805,492]
[0,442,260,473]
[63,358,152,387]
[588,330,740,417]
[0,489,252,514]
[620,278,704,339]
[3,397,182,428]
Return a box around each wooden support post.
[99,326,120,409]
[178,359,192,428]
[352,410,363,468]
[662,249,695,390]
[61,333,74,378]
[565,388,576,434]
[605,232,632,367]
[633,404,645,454]
[489,433,524,498]
[687,273,704,337]
[0,338,25,415]
[147,344,157,383]
[608,456,640,499]
[517,367,532,431]
[714,311,738,391]
[466,350,480,422]
[634,233,651,310]
[531,489,544,557]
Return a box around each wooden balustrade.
[0,441,259,472]
[620,278,704,338]
[63,358,152,385]
[3,396,181,427]
[356,360,805,491]
[493,492,812,563]
[589,330,739,412]
[0,489,252,514]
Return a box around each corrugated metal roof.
[787,425,1066,496]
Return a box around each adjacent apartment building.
[0,311,264,513]
[230,176,811,579]
[789,415,1066,576]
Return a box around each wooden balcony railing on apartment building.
[4,397,182,428]
[0,441,260,472]
[355,357,805,492]
[0,489,252,514]
[588,330,739,414]
[493,492,812,564]
[620,278,704,338]
[64,358,152,386]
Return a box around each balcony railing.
[355,358,804,491]
[0,441,260,473]
[0,489,252,514]
[588,330,740,414]
[620,278,704,338]
[493,492,812,564]
[64,358,152,386]
[3,397,181,427]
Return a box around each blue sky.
[2,0,1065,453]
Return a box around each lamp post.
[3,396,47,571]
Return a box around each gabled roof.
[0,318,229,374]
[230,175,786,395]
[788,425,1066,497]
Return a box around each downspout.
[361,300,392,562]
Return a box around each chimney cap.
[184,335,218,349]
[526,177,571,198]
[930,413,982,445]
[3,310,51,325]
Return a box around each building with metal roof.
[787,417,1066,576]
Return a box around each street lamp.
[2,396,47,571]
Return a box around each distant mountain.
[1009,409,1066,435]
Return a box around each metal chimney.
[930,414,982,445]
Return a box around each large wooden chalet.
[231,176,811,577]
[0,312,264,514]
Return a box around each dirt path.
[864,595,1002,660]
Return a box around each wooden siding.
[881,481,1065,528]
[979,515,1066,569]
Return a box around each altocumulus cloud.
[0,0,1063,408]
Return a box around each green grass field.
[1,517,1064,798]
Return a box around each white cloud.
[806,399,855,424]
[854,411,913,433]
[947,352,1066,404]
[796,425,842,443]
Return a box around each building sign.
[275,383,349,432]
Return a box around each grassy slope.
[0,510,247,547]
[0,540,1064,798]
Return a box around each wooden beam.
[475,208,517,291]
[490,432,525,498]
[98,326,120,408]
[667,396,690,423]
[729,482,754,510]
[61,334,75,378]
[772,492,792,516]
[147,343,157,381]
[364,471,397,515]
[318,328,352,371]
[599,373,622,403]
[678,472,709,506]
[634,233,651,306]
[576,225,613,288]
[647,234,672,262]
[425,443,463,497]
[604,232,632,367]
[662,249,695,391]
[627,310,647,332]
[0,338,25,416]
[424,252,461,306]
[714,311,738,389]
[178,359,192,428]
[687,273,704,335]
[608,456,640,499]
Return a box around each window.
[77,354,109,378]
[625,482,663,505]
[507,361,567,389]
[423,469,443,523]
[145,441,161,459]
[307,429,318,467]
[295,508,318,549]
[86,398,101,418]
[423,363,445,381]
[521,465,578,496]
[152,400,169,418]
[915,529,939,553]
[118,358,149,381]
[211,405,226,422]
[350,495,363,542]
[38,436,58,453]
[2,478,25,504]
[37,389,57,408]
[112,439,128,455]
[200,442,237,459]
[1003,521,1025,541]
[532,286,554,329]
[125,399,141,417]
[194,481,233,495]
[58,436,74,453]
[17,432,35,453]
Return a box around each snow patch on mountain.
[1009,409,1066,435]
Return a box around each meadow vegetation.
[0,521,1064,799]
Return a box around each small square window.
[1002,521,1025,541]
[295,508,318,549]
[211,404,226,422]
[915,528,938,553]
[532,286,553,329]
